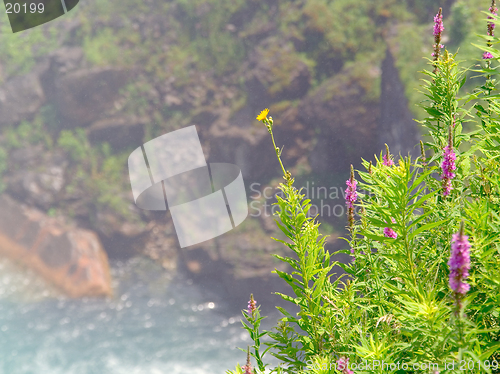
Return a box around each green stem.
[365,238,383,312]
[270,127,287,176]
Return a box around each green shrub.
[57,129,134,222]
[228,6,500,374]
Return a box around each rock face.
[0,195,112,298]
[379,47,420,158]
[0,73,45,125]
[245,37,312,105]
[6,147,67,211]
[298,65,380,173]
[87,115,146,150]
[54,67,130,127]
[0,3,423,300]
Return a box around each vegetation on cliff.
[0,0,490,265]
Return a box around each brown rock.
[6,150,67,210]
[54,67,130,127]
[297,64,380,173]
[0,73,45,125]
[49,47,84,75]
[0,194,112,298]
[87,115,146,150]
[140,221,178,272]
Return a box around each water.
[0,256,281,374]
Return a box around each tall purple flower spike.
[488,1,497,37]
[441,126,456,196]
[247,294,257,316]
[485,1,498,60]
[243,347,253,374]
[346,164,357,229]
[448,224,471,295]
[433,10,444,36]
[433,8,445,65]
[345,177,358,210]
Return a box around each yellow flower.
[256,108,269,121]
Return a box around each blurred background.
[0,0,490,372]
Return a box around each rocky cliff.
[0,0,454,299]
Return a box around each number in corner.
[5,2,44,13]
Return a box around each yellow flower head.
[256,108,269,122]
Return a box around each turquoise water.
[0,257,280,374]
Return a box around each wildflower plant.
[228,4,500,374]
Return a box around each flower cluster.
[441,127,456,196]
[448,223,471,295]
[337,357,354,374]
[248,294,257,316]
[382,154,394,166]
[384,218,397,239]
[345,165,357,229]
[433,9,444,36]
[483,51,494,59]
[431,45,444,58]
[243,347,253,374]
[383,144,394,166]
[485,1,497,59]
[432,8,444,65]
[256,108,269,122]
[488,1,497,37]
[345,166,357,210]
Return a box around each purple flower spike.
[247,294,257,316]
[441,129,456,197]
[488,1,498,37]
[441,144,456,195]
[383,143,394,166]
[383,154,394,167]
[346,165,357,229]
[243,347,254,374]
[433,8,445,70]
[483,51,494,59]
[448,224,471,295]
[337,357,354,374]
[433,10,444,36]
[441,125,456,196]
[384,218,397,239]
[345,178,358,210]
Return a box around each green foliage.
[57,129,133,222]
[58,129,89,162]
[228,12,500,373]
[83,28,137,67]
[4,115,53,150]
[0,17,59,79]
